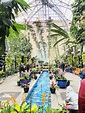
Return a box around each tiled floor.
[60,92,66,100]
[0,92,21,100]
[51,72,81,108]
[0,72,81,108]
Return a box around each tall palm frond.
[50,23,70,46]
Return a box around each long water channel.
[26,71,51,108]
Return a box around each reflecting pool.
[26,71,51,108]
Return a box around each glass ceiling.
[16,0,74,29]
[1,0,74,29]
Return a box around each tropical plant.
[8,33,32,57]
[22,83,29,89]
[46,17,53,58]
[41,105,69,113]
[31,68,37,73]
[71,0,85,62]
[51,23,70,47]
[55,71,66,80]
[71,0,85,44]
[20,72,30,80]
[0,103,13,113]
[0,0,29,56]
[5,32,32,71]
[50,81,56,89]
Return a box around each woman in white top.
[65,86,78,113]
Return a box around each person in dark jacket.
[19,62,25,77]
[60,62,65,72]
[26,62,30,72]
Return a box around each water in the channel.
[26,71,51,108]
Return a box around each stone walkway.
[51,72,81,108]
[0,72,81,108]
[0,73,39,105]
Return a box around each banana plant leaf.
[52,23,69,36]
[59,40,78,46]
[51,29,70,39]
[51,23,70,46]
[50,34,60,38]
[53,37,68,47]
[15,0,30,9]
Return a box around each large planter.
[24,87,29,93]
[57,80,67,88]
[50,87,55,94]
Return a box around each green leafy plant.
[0,103,13,113]
[31,68,37,73]
[55,71,66,81]
[0,0,30,55]
[50,23,70,47]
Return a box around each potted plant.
[22,79,30,93]
[53,68,60,75]
[49,72,54,80]
[36,67,41,74]
[31,68,37,74]
[19,72,31,85]
[17,80,21,86]
[20,76,25,85]
[56,71,67,88]
[50,81,56,93]
[24,72,31,82]
[23,83,29,93]
[34,74,37,79]
[31,68,37,79]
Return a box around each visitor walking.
[78,65,85,113]
[26,62,30,72]
[60,62,65,72]
[19,62,25,77]
[65,86,78,113]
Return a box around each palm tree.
[50,22,82,66]
[51,23,70,46]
